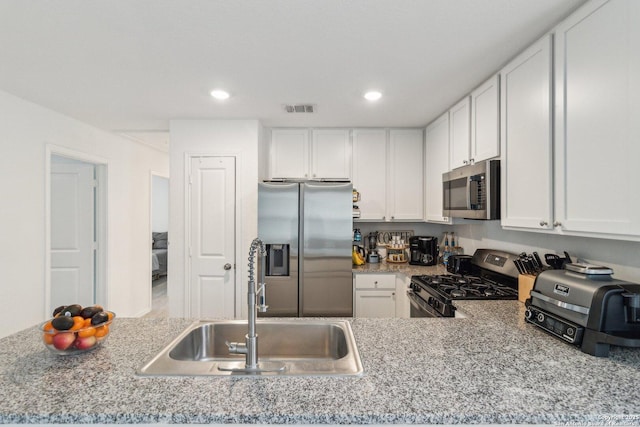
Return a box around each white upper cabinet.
[352,129,387,220]
[269,129,351,180]
[389,129,424,221]
[449,75,500,171]
[424,112,451,223]
[554,0,640,237]
[448,97,471,169]
[269,129,309,179]
[471,74,500,164]
[311,129,351,180]
[500,35,553,230]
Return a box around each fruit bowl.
[41,306,115,355]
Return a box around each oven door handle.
[407,290,440,317]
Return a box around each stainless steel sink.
[137,319,363,376]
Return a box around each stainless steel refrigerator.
[258,181,353,317]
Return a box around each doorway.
[46,147,107,317]
[149,173,169,317]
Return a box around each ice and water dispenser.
[265,244,290,276]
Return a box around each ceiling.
[0,0,585,150]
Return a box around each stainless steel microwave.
[442,159,500,220]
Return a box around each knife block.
[518,274,536,303]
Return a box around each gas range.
[408,249,520,317]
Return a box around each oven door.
[407,290,441,318]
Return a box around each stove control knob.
[566,327,574,336]
[524,309,533,320]
[536,312,545,323]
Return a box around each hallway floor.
[145,276,168,318]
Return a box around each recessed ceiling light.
[210,89,230,100]
[364,91,382,101]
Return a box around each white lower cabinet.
[354,274,396,318]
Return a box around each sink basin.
[137,319,363,376]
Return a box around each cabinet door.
[269,129,309,179]
[555,0,640,236]
[355,290,396,318]
[500,35,553,229]
[424,112,451,223]
[311,129,352,179]
[449,97,471,169]
[354,273,395,289]
[352,129,387,220]
[395,275,410,319]
[389,129,424,221]
[471,74,500,163]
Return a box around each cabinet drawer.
[354,273,395,289]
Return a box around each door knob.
[539,220,548,227]
[224,263,232,270]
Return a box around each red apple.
[74,335,97,350]
[52,332,75,350]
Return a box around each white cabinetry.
[471,74,500,163]
[311,129,351,180]
[500,35,553,229]
[554,0,640,237]
[354,274,396,318]
[449,75,500,170]
[424,112,451,223]
[353,129,424,222]
[269,129,309,179]
[352,129,387,220]
[269,129,351,180]
[449,97,471,169]
[388,129,424,221]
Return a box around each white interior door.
[50,158,96,311]
[189,156,236,318]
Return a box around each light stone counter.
[352,260,447,277]
[1,301,640,424]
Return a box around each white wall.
[152,175,169,232]
[454,221,640,282]
[168,119,260,319]
[0,90,169,338]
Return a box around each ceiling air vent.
[284,104,315,113]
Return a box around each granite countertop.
[352,260,447,276]
[2,302,640,425]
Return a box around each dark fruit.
[62,304,83,317]
[52,306,66,317]
[80,306,102,319]
[91,311,109,326]
[51,316,74,331]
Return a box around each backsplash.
[454,221,640,282]
[354,220,640,282]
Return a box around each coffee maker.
[409,236,438,266]
[366,232,379,263]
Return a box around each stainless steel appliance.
[443,159,500,220]
[258,181,353,317]
[525,263,640,357]
[447,254,473,274]
[408,248,519,317]
[409,236,438,266]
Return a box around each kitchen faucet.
[218,238,285,374]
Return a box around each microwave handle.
[466,177,472,210]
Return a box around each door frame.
[183,152,242,318]
[45,144,108,318]
[149,170,169,311]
